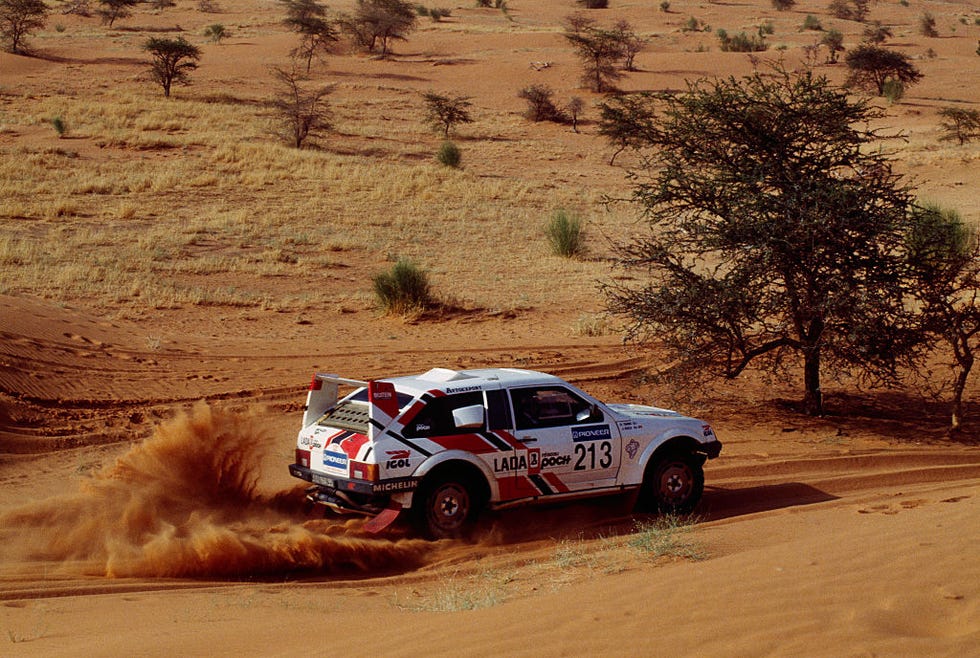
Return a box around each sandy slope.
[2,293,979,656]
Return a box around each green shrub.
[801,14,823,30]
[436,140,461,167]
[759,20,775,36]
[428,7,451,20]
[50,116,67,137]
[717,29,769,52]
[882,78,904,103]
[546,209,584,258]
[373,259,433,315]
[919,12,938,37]
[771,0,795,10]
[415,4,429,15]
[659,1,670,12]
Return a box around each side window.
[402,392,484,438]
[510,387,601,430]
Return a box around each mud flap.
[363,502,402,534]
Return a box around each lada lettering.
[493,454,528,473]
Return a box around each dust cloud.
[0,403,431,579]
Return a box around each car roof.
[384,367,562,397]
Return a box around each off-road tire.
[414,476,475,539]
[638,451,705,515]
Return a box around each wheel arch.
[412,451,494,510]
[640,435,707,476]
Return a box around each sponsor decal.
[445,384,481,394]
[625,439,640,460]
[618,420,642,432]
[372,478,418,493]
[373,390,393,399]
[702,424,714,438]
[571,424,612,443]
[385,449,412,469]
[493,454,529,473]
[323,449,349,469]
[527,447,541,475]
[541,454,571,468]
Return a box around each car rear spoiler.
[302,373,368,428]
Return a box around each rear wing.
[302,373,368,428]
[302,375,403,440]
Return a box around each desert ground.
[2,0,980,655]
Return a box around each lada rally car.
[288,367,722,538]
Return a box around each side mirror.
[576,404,600,423]
[453,404,485,429]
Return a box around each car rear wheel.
[639,451,704,515]
[415,477,474,539]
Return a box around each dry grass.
[1,0,977,316]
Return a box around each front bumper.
[702,439,723,459]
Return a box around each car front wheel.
[639,451,705,515]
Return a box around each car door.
[508,385,621,492]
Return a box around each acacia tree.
[280,0,338,73]
[845,44,922,95]
[97,0,137,27]
[143,37,201,98]
[421,91,473,138]
[612,19,646,71]
[338,0,416,57]
[905,203,980,432]
[563,17,625,93]
[0,0,49,54]
[938,107,980,145]
[599,68,919,416]
[271,65,333,148]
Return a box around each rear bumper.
[288,463,419,515]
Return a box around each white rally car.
[288,367,722,538]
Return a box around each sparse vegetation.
[97,0,136,27]
[683,16,708,32]
[716,28,768,52]
[938,107,980,145]
[271,64,333,148]
[338,0,417,57]
[600,67,923,416]
[905,203,980,432]
[882,78,904,103]
[545,208,584,258]
[845,44,922,95]
[919,12,938,37]
[0,0,49,53]
[612,19,646,71]
[373,259,434,316]
[421,91,473,138]
[143,37,201,98]
[563,15,626,93]
[518,84,567,122]
[801,15,822,31]
[281,0,338,72]
[628,516,706,561]
[50,116,67,136]
[203,23,228,43]
[566,96,585,132]
[771,0,795,11]
[576,0,608,8]
[862,20,892,43]
[435,140,461,167]
[828,0,869,21]
[820,28,844,63]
